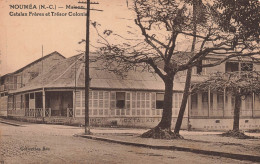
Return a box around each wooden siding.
[74,90,188,118]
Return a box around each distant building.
[0,51,65,116]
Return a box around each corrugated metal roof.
[11,54,184,93]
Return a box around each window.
[116,92,125,108]
[30,93,34,99]
[225,62,239,72]
[192,60,207,75]
[197,60,203,75]
[241,63,253,78]
[156,93,164,109]
[241,63,253,71]
[8,95,14,110]
[173,93,183,109]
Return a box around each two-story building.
[183,56,260,130]
[0,51,65,117]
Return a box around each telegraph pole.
[78,0,101,135]
[84,0,91,135]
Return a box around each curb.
[80,135,260,163]
[0,119,22,126]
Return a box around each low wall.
[6,116,188,129]
[88,117,189,129]
[190,118,260,131]
[0,111,7,117]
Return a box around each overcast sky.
[0,0,137,75]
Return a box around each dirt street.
[0,123,255,164]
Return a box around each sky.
[0,0,137,75]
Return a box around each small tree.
[96,0,259,139]
[193,71,260,137]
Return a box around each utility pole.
[85,0,91,135]
[78,0,101,135]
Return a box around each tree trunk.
[174,0,198,135]
[233,95,241,131]
[141,76,183,139]
[158,77,174,129]
[174,68,192,134]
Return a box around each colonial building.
[1,52,259,131]
[3,53,188,129]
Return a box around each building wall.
[73,89,188,129]
[1,53,64,92]
[0,96,8,116]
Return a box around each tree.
[193,70,260,138]
[97,0,260,139]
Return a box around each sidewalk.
[80,128,260,162]
[1,118,260,162]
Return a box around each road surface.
[0,123,254,164]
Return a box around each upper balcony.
[0,83,18,92]
[0,85,6,92]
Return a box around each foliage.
[193,71,260,96]
[214,0,260,40]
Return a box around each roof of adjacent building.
[1,51,65,79]
[11,53,184,93]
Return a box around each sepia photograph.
[0,0,259,163]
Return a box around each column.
[73,90,76,118]
[252,93,255,118]
[241,97,245,117]
[208,89,211,117]
[42,90,46,117]
[197,93,202,116]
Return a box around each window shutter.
[104,92,109,116]
[110,92,116,115]
[76,91,81,107]
[132,92,136,116]
[98,91,103,108]
[151,93,156,115]
[89,91,92,108]
[126,92,131,115]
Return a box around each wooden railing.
[67,108,74,117]
[25,108,51,117]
